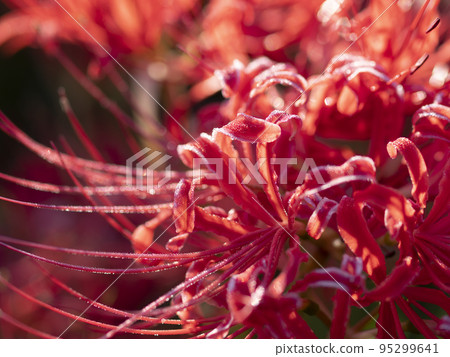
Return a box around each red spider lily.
[0,0,449,340]
[330,136,450,338]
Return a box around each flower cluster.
[0,0,449,338]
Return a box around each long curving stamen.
[103,228,276,338]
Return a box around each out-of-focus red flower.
[197,0,327,70]
[353,0,441,78]
[0,0,194,59]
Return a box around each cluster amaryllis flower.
[0,0,449,339]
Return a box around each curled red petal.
[387,137,429,208]
[330,290,351,339]
[256,142,287,222]
[337,196,386,283]
[215,113,281,143]
[306,197,338,240]
[412,104,450,143]
[291,265,362,293]
[194,206,256,239]
[173,179,195,235]
[354,184,417,234]
[359,257,420,304]
[166,233,190,253]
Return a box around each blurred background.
[0,2,185,338]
